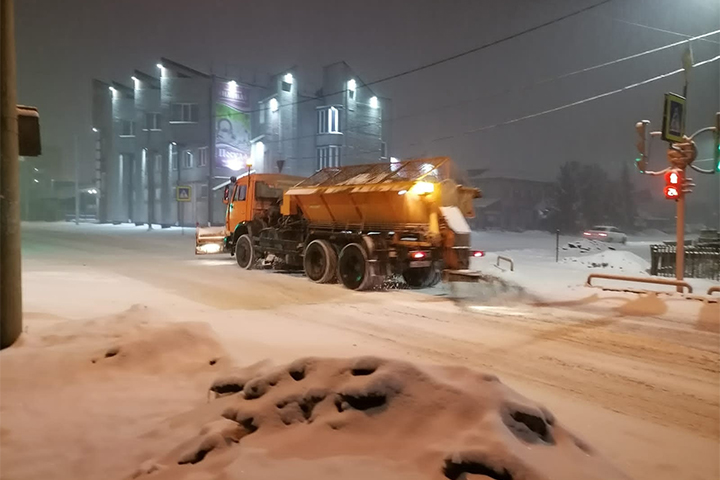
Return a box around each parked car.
[583,226,627,244]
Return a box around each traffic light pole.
[1,0,23,349]
[675,192,685,293]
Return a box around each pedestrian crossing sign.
[176,185,191,202]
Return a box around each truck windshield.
[255,181,284,199]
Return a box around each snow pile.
[562,250,650,275]
[562,238,609,254]
[130,357,629,480]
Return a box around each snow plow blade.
[195,226,228,255]
[442,269,489,283]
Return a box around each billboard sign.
[215,82,251,171]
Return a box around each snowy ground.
[1,222,718,480]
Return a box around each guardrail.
[650,244,719,280]
[496,256,514,272]
[586,273,693,294]
[708,286,720,296]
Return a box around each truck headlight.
[408,181,435,196]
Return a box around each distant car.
[583,226,627,244]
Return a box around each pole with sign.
[177,185,191,235]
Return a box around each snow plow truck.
[195,157,482,290]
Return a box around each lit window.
[269,98,279,112]
[251,141,265,167]
[170,144,178,170]
[283,73,294,84]
[317,107,340,134]
[119,120,135,137]
[369,96,379,108]
[170,103,199,123]
[144,113,162,131]
[198,147,208,167]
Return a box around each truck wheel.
[304,239,337,283]
[235,234,255,270]
[403,266,437,288]
[338,243,372,291]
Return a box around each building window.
[144,112,162,131]
[170,103,199,123]
[317,146,340,170]
[198,147,208,167]
[170,144,178,170]
[381,141,387,159]
[119,120,135,137]
[281,81,292,92]
[200,185,209,199]
[317,107,340,134]
[155,154,162,173]
[183,151,194,169]
[259,102,265,125]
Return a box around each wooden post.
[1,0,22,348]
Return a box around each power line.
[407,54,720,146]
[214,0,614,117]
[229,27,720,151]
[601,15,720,45]
[364,0,615,86]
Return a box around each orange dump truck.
[195,157,482,290]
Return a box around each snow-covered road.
[4,222,719,480]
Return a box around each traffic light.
[664,169,682,199]
[635,120,650,173]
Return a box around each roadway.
[12,222,720,480]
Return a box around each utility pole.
[1,0,23,348]
[146,120,153,231]
[74,134,80,224]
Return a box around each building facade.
[92,60,392,226]
[467,169,555,231]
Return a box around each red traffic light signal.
[664,169,682,199]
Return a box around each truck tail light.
[598,233,607,237]
[410,251,427,259]
[472,250,485,258]
[583,232,591,236]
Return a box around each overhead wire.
[211,0,615,117]
[409,54,720,145]
[228,27,720,151]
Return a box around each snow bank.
[130,357,629,480]
[561,250,650,275]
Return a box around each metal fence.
[650,244,720,280]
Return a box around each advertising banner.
[215,82,251,171]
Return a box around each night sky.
[14,0,720,207]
